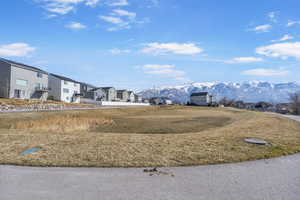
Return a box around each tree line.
[218,92,300,115]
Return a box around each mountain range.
[138,81,300,103]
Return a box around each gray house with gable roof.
[0,58,49,100]
[190,92,215,106]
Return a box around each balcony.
[35,86,50,93]
[74,93,83,97]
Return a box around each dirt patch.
[96,116,231,134]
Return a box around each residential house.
[48,73,81,103]
[164,98,173,105]
[190,92,215,106]
[142,98,150,103]
[149,97,161,105]
[134,94,142,103]
[80,82,96,98]
[100,87,116,101]
[116,90,129,102]
[0,58,49,100]
[276,103,291,114]
[84,88,106,101]
[233,101,246,109]
[254,101,273,111]
[149,97,173,105]
[245,103,256,110]
[127,91,135,102]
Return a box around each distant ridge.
[139,81,300,103]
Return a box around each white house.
[190,92,214,106]
[48,73,81,103]
[165,98,173,105]
[127,91,135,102]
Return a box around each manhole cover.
[244,138,269,145]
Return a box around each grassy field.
[0,106,300,167]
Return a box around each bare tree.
[289,92,300,115]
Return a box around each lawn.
[0,106,300,167]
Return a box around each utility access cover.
[244,138,269,145]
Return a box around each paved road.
[0,114,299,200]
[1,154,300,200]
[282,114,300,122]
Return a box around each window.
[14,89,21,98]
[16,79,28,87]
[63,88,69,93]
[37,72,43,78]
[64,80,68,85]
[74,83,77,87]
[36,83,41,88]
[14,90,25,98]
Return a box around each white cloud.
[52,0,84,3]
[139,64,189,82]
[149,0,159,7]
[256,42,300,59]
[45,3,75,14]
[36,0,99,15]
[225,57,263,64]
[141,42,203,55]
[99,15,130,31]
[85,0,100,6]
[107,0,128,6]
[0,43,36,57]
[113,9,136,19]
[46,14,58,18]
[242,68,289,76]
[271,34,294,42]
[251,24,272,33]
[110,48,131,54]
[100,16,123,24]
[145,68,186,77]
[268,12,277,22]
[287,21,300,27]
[175,77,191,83]
[142,64,175,70]
[100,9,142,31]
[65,22,86,30]
[43,0,84,3]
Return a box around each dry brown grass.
[11,115,115,133]
[0,98,94,107]
[0,106,300,167]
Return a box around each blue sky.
[1,0,300,89]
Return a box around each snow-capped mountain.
[138,81,300,103]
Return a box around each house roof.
[150,97,171,100]
[117,90,127,92]
[50,73,80,83]
[89,87,105,92]
[99,87,115,90]
[79,82,96,88]
[191,92,209,97]
[0,58,48,74]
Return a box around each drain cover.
[244,138,269,145]
[21,147,46,155]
